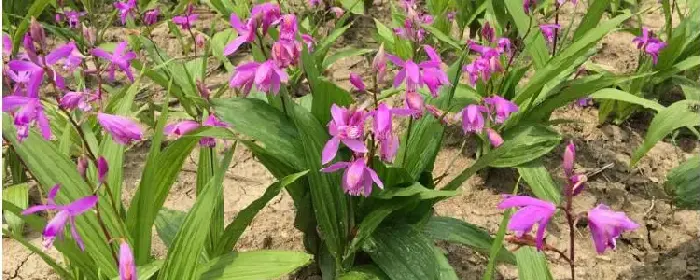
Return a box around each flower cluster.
[225,3,318,96]
[632,27,667,65]
[463,23,512,87]
[459,96,518,147]
[164,114,230,147]
[393,8,433,43]
[498,141,638,253]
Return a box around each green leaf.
[211,29,236,71]
[346,199,409,255]
[367,225,438,280]
[517,160,561,204]
[212,98,305,169]
[198,251,312,279]
[422,216,516,264]
[675,76,700,100]
[158,147,235,280]
[490,125,562,168]
[11,0,50,55]
[341,0,364,14]
[652,56,700,83]
[665,156,700,209]
[289,101,350,264]
[3,183,28,235]
[432,246,459,280]
[155,208,188,248]
[515,247,554,280]
[316,24,353,62]
[3,115,122,277]
[214,170,309,256]
[423,25,462,50]
[504,0,548,69]
[573,0,609,39]
[322,47,375,70]
[443,125,560,191]
[311,79,355,125]
[631,100,700,166]
[374,19,395,48]
[588,88,665,111]
[375,183,458,199]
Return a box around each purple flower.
[484,95,519,124]
[486,128,504,147]
[632,28,655,49]
[200,115,229,147]
[251,3,281,35]
[22,184,98,250]
[372,44,387,83]
[143,8,160,26]
[447,12,456,21]
[373,103,410,162]
[563,140,575,176]
[119,240,137,280]
[523,0,535,14]
[308,0,321,7]
[197,80,210,99]
[48,42,84,71]
[7,36,77,95]
[321,157,383,196]
[97,113,143,145]
[404,90,425,118]
[114,0,136,25]
[271,39,301,68]
[172,13,198,29]
[644,41,667,65]
[498,195,557,250]
[60,90,96,112]
[97,156,109,184]
[388,45,447,95]
[77,156,88,178]
[224,14,257,56]
[461,104,487,134]
[229,62,258,95]
[331,7,345,18]
[279,14,298,41]
[349,73,365,92]
[229,60,288,95]
[322,104,368,164]
[569,174,588,195]
[301,34,315,51]
[587,204,638,254]
[393,10,428,42]
[539,24,560,44]
[575,97,591,107]
[90,42,137,82]
[2,96,52,141]
[164,120,200,139]
[3,33,12,56]
[498,38,512,54]
[481,21,495,42]
[63,11,85,28]
[6,70,33,96]
[29,18,45,45]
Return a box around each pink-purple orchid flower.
[387,45,448,96]
[321,157,384,197]
[22,184,98,250]
[461,104,487,134]
[349,73,366,92]
[172,5,199,29]
[372,103,410,162]
[498,195,557,250]
[143,8,160,26]
[3,96,52,141]
[229,60,289,95]
[251,3,281,35]
[119,240,137,280]
[97,113,143,145]
[224,14,257,56]
[114,0,137,25]
[91,42,136,82]
[539,24,560,44]
[484,96,519,124]
[587,204,639,254]
[60,89,97,112]
[322,104,369,164]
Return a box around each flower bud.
[195,33,206,49]
[486,128,504,147]
[97,156,109,184]
[82,24,96,45]
[349,73,365,92]
[481,21,494,42]
[570,174,587,196]
[29,18,46,46]
[77,156,88,178]
[196,80,210,99]
[563,140,575,176]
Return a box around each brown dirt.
[3,1,700,280]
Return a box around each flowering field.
[2,0,699,279]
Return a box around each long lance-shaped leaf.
[158,147,235,280]
[367,225,438,280]
[504,0,549,69]
[197,251,313,279]
[517,160,561,204]
[515,247,554,280]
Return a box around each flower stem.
[552,3,561,56]
[564,181,576,280]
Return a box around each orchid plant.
[2,0,697,279]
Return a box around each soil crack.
[9,252,33,280]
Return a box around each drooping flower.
[321,157,383,196]
[278,14,298,41]
[3,33,12,56]
[372,44,387,83]
[301,34,315,51]
[393,9,430,43]
[97,156,109,184]
[331,7,345,18]
[539,24,560,44]
[229,61,258,95]
[114,0,137,25]
[29,18,45,45]
[200,114,229,147]
[164,120,200,139]
[373,103,410,162]
[587,204,639,254]
[484,95,519,124]
[271,39,300,68]
[195,33,207,49]
[523,0,535,14]
[644,41,667,65]
[2,96,52,141]
[251,3,281,35]
[60,90,96,112]
[322,104,368,164]
[481,21,495,42]
[143,8,160,26]
[498,38,512,54]
[22,184,98,250]
[486,128,504,147]
[91,42,137,82]
[461,104,487,134]
[77,156,88,178]
[223,14,257,56]
[404,90,425,118]
[60,11,85,28]
[172,9,198,29]
[498,195,557,250]
[349,73,365,92]
[255,60,288,94]
[119,240,137,280]
[97,113,143,145]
